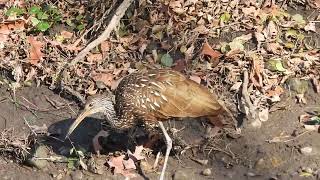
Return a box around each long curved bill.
[65,108,95,139]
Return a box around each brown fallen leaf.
[189,75,201,84]
[107,155,138,178]
[27,36,44,65]
[87,53,103,63]
[0,25,10,43]
[172,59,187,72]
[128,145,145,161]
[266,86,284,97]
[262,20,278,41]
[100,41,111,56]
[250,55,264,88]
[60,30,73,39]
[201,41,222,67]
[92,73,114,87]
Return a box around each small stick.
[242,70,257,120]
[68,0,134,67]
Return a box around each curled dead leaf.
[27,36,44,65]
[262,20,278,41]
[87,53,103,63]
[60,30,73,39]
[92,73,114,87]
[201,41,222,67]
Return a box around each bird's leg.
[158,121,172,180]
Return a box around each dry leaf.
[185,44,195,61]
[128,146,145,161]
[230,82,242,92]
[242,6,257,16]
[87,53,103,63]
[266,42,283,55]
[266,86,284,97]
[0,25,10,44]
[189,75,201,84]
[27,36,44,65]
[107,155,138,178]
[201,42,222,67]
[92,73,114,87]
[60,30,73,39]
[250,55,264,88]
[262,20,278,41]
[86,82,97,95]
[122,158,136,170]
[108,155,125,174]
[173,59,187,72]
[101,41,111,53]
[304,22,316,32]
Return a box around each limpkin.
[66,69,234,180]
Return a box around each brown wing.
[129,69,223,121]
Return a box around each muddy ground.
[0,83,319,180]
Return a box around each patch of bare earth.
[0,83,318,179]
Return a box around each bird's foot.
[92,130,110,155]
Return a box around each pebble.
[300,146,313,155]
[202,168,212,176]
[302,167,313,174]
[254,158,266,170]
[26,145,49,169]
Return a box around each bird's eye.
[88,103,93,108]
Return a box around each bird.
[65,69,235,180]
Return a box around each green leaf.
[292,14,306,26]
[161,53,173,67]
[30,17,40,26]
[220,12,231,23]
[76,24,85,31]
[5,7,24,17]
[266,59,286,72]
[66,19,75,27]
[76,15,84,21]
[285,29,298,39]
[67,158,77,169]
[36,21,50,32]
[29,6,41,15]
[37,11,49,20]
[275,61,286,72]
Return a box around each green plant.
[28,5,62,32]
[66,14,86,31]
[5,7,25,18]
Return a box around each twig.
[241,70,257,121]
[23,117,37,136]
[266,130,311,143]
[68,0,134,67]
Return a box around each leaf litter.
[0,0,319,178]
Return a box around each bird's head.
[65,94,116,139]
